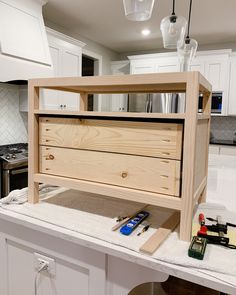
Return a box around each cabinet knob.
[63,105,66,108]
[46,154,54,160]
[121,172,128,178]
[60,104,63,109]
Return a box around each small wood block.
[139,211,180,255]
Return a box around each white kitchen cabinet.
[111,61,130,112]
[0,214,168,295]
[189,57,205,75]
[128,50,231,115]
[228,54,236,115]
[129,54,179,75]
[194,51,231,115]
[40,28,85,111]
[156,56,180,73]
[205,58,229,92]
[130,59,156,74]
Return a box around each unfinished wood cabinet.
[28,72,212,243]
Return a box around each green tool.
[188,236,207,260]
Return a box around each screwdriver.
[137,224,151,236]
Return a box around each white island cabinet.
[40,28,86,111]
[0,211,168,295]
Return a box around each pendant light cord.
[186,0,193,39]
[172,0,175,15]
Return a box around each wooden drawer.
[40,146,181,196]
[39,117,183,160]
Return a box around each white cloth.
[1,188,236,288]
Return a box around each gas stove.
[0,143,28,169]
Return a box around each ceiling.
[43,0,236,53]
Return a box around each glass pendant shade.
[160,15,187,49]
[123,0,155,21]
[177,38,198,71]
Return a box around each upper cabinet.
[0,0,53,81]
[130,58,156,74]
[129,54,179,74]
[40,28,86,111]
[200,51,231,115]
[128,50,231,115]
[228,54,236,115]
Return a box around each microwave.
[198,92,223,114]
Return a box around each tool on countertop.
[188,236,207,260]
[116,216,128,222]
[112,205,148,231]
[197,213,236,249]
[137,223,151,236]
[120,211,150,235]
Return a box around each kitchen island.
[0,196,235,295]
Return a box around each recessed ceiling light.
[141,29,151,36]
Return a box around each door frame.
[82,48,103,111]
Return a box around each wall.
[0,84,28,145]
[211,116,236,141]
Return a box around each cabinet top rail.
[28,72,211,94]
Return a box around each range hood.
[0,0,53,82]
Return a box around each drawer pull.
[161,187,169,190]
[161,160,170,164]
[162,139,171,142]
[121,172,128,178]
[46,128,50,131]
[46,154,55,160]
[161,175,169,178]
[162,152,170,155]
[45,139,50,142]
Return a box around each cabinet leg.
[179,209,193,242]
[28,182,39,204]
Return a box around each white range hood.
[0,0,53,82]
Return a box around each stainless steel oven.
[2,162,28,197]
[0,143,28,198]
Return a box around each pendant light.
[177,0,198,71]
[160,0,187,49]
[123,0,155,21]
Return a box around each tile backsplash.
[0,84,28,145]
[211,116,236,140]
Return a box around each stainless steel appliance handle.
[11,168,28,175]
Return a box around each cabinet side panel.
[193,119,209,194]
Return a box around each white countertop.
[0,205,235,295]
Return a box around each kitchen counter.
[0,194,235,295]
[210,139,236,146]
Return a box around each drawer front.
[40,146,181,196]
[39,117,183,160]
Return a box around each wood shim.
[140,211,180,255]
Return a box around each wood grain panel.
[39,117,183,160]
[40,146,181,196]
[193,119,209,193]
